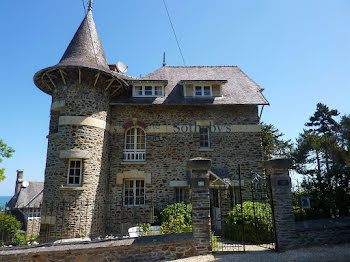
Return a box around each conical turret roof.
[34,8,128,95]
[57,9,109,71]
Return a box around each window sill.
[121,161,147,166]
[198,148,214,152]
[59,186,85,191]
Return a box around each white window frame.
[123,179,145,207]
[175,188,185,203]
[67,159,83,186]
[193,85,212,97]
[27,208,41,220]
[199,126,210,148]
[133,85,164,97]
[124,127,146,162]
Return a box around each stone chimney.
[15,169,24,195]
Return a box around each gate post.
[265,157,295,251]
[187,157,212,255]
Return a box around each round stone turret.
[34,9,128,241]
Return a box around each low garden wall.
[295,216,350,247]
[0,233,199,262]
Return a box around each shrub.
[160,215,192,234]
[226,201,274,243]
[211,233,219,251]
[137,223,152,236]
[292,191,329,221]
[12,231,26,246]
[293,206,307,221]
[159,203,192,234]
[159,203,192,224]
[26,235,39,246]
[0,212,25,246]
[153,209,162,226]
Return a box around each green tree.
[293,103,340,176]
[261,122,293,160]
[293,104,350,218]
[0,139,15,181]
[338,115,350,163]
[305,103,339,172]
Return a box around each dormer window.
[195,85,212,97]
[132,85,164,97]
[135,86,142,96]
[129,80,167,98]
[181,80,226,98]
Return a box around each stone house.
[7,170,43,236]
[33,5,268,240]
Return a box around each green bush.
[26,235,39,246]
[226,201,274,243]
[293,206,307,221]
[153,208,163,226]
[292,191,331,221]
[0,212,25,246]
[159,203,192,234]
[211,233,219,251]
[137,223,152,236]
[12,231,26,246]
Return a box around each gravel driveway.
[170,243,350,262]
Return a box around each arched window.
[124,127,146,161]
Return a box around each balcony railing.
[123,149,146,162]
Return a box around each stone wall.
[265,158,296,251]
[266,158,350,250]
[108,104,263,235]
[26,218,40,238]
[40,69,112,241]
[295,217,350,247]
[0,158,212,261]
[41,82,263,239]
[188,158,212,255]
[0,233,199,262]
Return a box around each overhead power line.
[81,0,87,14]
[162,0,186,66]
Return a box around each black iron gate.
[211,165,276,252]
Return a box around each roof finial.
[88,0,93,11]
[162,52,166,67]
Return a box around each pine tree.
[261,122,292,160]
[293,104,350,218]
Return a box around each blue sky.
[1,0,349,195]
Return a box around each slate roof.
[58,10,109,71]
[109,65,138,81]
[34,10,128,93]
[7,182,44,209]
[111,66,269,105]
